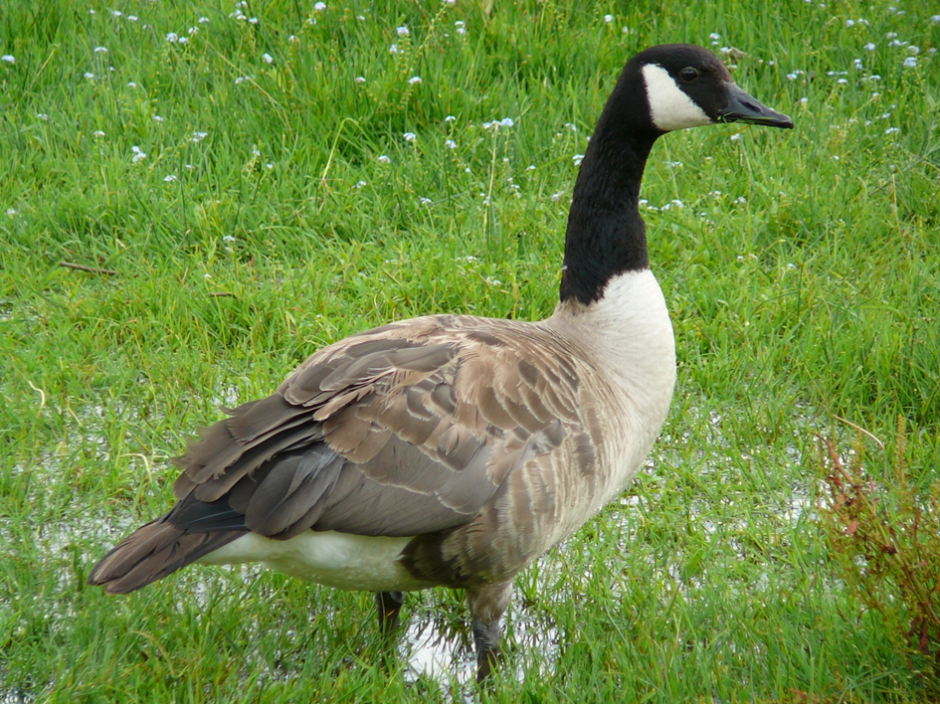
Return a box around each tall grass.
[1,0,938,701]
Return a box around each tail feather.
[88,518,247,594]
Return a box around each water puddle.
[7,394,829,696]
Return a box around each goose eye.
[679,67,699,82]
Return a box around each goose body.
[90,44,792,679]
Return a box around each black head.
[627,44,793,132]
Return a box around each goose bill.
[717,83,794,129]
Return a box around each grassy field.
[2,0,939,701]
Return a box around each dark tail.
[89,499,249,594]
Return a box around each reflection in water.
[399,591,561,688]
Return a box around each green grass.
[2,0,939,701]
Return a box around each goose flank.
[89,43,793,681]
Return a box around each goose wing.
[169,315,584,541]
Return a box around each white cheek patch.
[641,64,711,132]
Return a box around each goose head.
[560,44,792,305]
[632,43,794,133]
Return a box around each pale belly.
[197,530,428,592]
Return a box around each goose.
[89,43,792,681]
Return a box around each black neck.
[559,77,660,305]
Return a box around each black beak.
[717,83,794,129]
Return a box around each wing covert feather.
[167,317,587,543]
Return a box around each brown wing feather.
[90,315,591,592]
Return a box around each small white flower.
[188,27,198,35]
[223,235,236,242]
[192,131,208,142]
[108,9,119,16]
[408,76,422,85]
[550,191,565,202]
[500,117,514,127]
[185,164,195,171]
[83,72,95,80]
[164,174,178,182]
[262,53,273,64]
[166,32,179,42]
[93,130,106,137]
[455,20,466,34]
[572,154,584,165]
[5,208,16,217]
[153,115,164,123]
[356,180,367,188]
[131,147,147,163]
[248,17,258,25]
[445,139,456,149]
[736,196,747,204]
[709,32,720,40]
[397,26,410,36]
[389,44,399,54]
[235,76,252,85]
[403,132,416,142]
[908,46,920,55]
[2,55,15,64]
[526,165,535,171]
[94,46,108,54]
[903,56,917,68]
[289,35,298,42]
[314,1,326,10]
[178,37,189,45]
[199,16,210,23]
[886,31,898,38]
[837,78,848,85]
[443,0,456,5]
[127,15,138,22]
[932,15,940,23]
[853,58,863,69]
[37,113,49,120]
[885,127,900,134]
[800,97,808,104]
[845,19,855,27]
[355,76,366,84]
[419,197,432,205]
[444,115,456,122]
[127,81,137,88]
[378,155,391,163]
[730,133,742,141]
[604,14,613,23]
[719,46,731,54]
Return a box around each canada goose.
[89,44,792,680]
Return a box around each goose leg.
[467,582,513,682]
[375,591,405,637]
